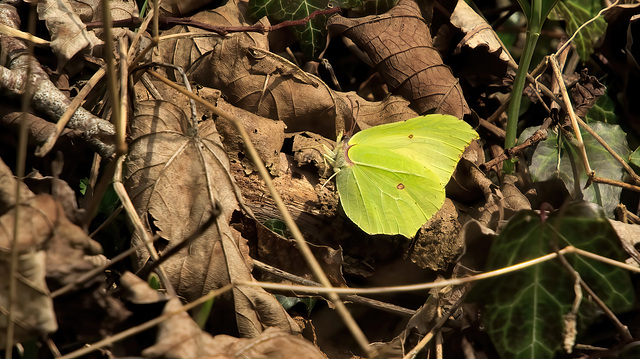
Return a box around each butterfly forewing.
[336,143,443,237]
[349,115,478,185]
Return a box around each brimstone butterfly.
[329,114,478,238]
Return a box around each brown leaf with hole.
[214,98,286,176]
[124,100,299,336]
[327,0,470,118]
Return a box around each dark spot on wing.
[408,134,414,139]
[397,183,405,190]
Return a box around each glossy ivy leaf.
[551,0,607,61]
[473,202,634,358]
[630,147,640,170]
[275,294,317,315]
[249,0,395,59]
[522,121,629,217]
[250,0,329,58]
[264,218,290,238]
[585,91,618,124]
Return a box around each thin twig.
[0,23,50,46]
[101,0,124,157]
[87,7,341,36]
[51,244,136,298]
[237,246,640,295]
[144,69,373,356]
[402,295,466,359]
[481,116,552,171]
[36,67,106,157]
[591,176,640,193]
[555,0,620,56]
[548,55,592,175]
[128,7,157,71]
[6,4,37,357]
[254,260,416,317]
[112,156,177,297]
[551,242,633,342]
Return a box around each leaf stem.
[504,29,539,173]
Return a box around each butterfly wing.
[337,143,443,237]
[350,115,478,185]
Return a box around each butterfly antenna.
[321,170,338,190]
[347,98,360,136]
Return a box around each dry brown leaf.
[214,98,286,176]
[253,221,347,287]
[327,0,470,118]
[449,0,511,63]
[183,2,417,137]
[37,0,103,72]
[124,100,299,336]
[570,69,606,118]
[0,179,102,348]
[0,249,56,349]
[155,0,259,81]
[142,284,324,359]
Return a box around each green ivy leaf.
[473,202,634,358]
[249,0,395,59]
[552,0,607,61]
[274,294,317,315]
[524,121,629,216]
[264,218,290,237]
[250,0,332,59]
[585,91,618,124]
[630,147,640,170]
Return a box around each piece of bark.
[0,4,115,157]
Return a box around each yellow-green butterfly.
[329,114,478,238]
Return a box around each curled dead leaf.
[449,0,511,64]
[183,1,418,137]
[327,0,470,118]
[37,0,103,72]
[0,190,103,348]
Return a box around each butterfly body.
[332,115,478,238]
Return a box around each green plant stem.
[504,29,540,173]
